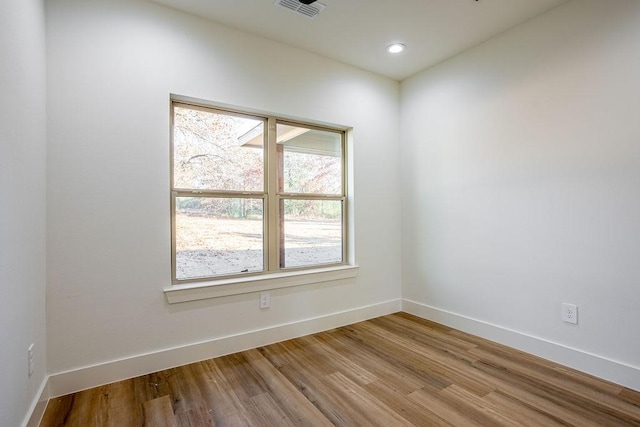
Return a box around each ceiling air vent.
[275,0,326,19]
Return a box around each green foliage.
[283,199,342,220]
[177,197,263,220]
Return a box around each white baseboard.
[402,299,640,392]
[47,299,402,398]
[31,297,638,424]
[22,376,50,427]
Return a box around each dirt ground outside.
[175,213,342,280]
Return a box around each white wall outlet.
[28,344,34,376]
[562,303,578,324]
[260,292,270,309]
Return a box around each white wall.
[0,0,48,425]
[46,0,401,379]
[401,0,640,388]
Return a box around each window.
[171,102,347,284]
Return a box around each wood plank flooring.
[40,313,640,426]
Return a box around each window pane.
[280,199,343,268]
[173,106,264,192]
[277,124,342,194]
[175,197,264,280]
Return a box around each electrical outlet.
[562,303,578,324]
[28,344,34,376]
[260,292,270,309]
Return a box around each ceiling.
[150,0,568,81]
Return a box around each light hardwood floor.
[41,313,640,426]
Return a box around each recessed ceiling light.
[386,43,406,54]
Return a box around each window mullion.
[266,117,279,271]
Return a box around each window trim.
[164,265,359,304]
[170,99,350,287]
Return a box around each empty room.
[2,0,640,425]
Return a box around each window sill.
[164,265,359,304]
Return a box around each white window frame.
[166,99,357,303]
